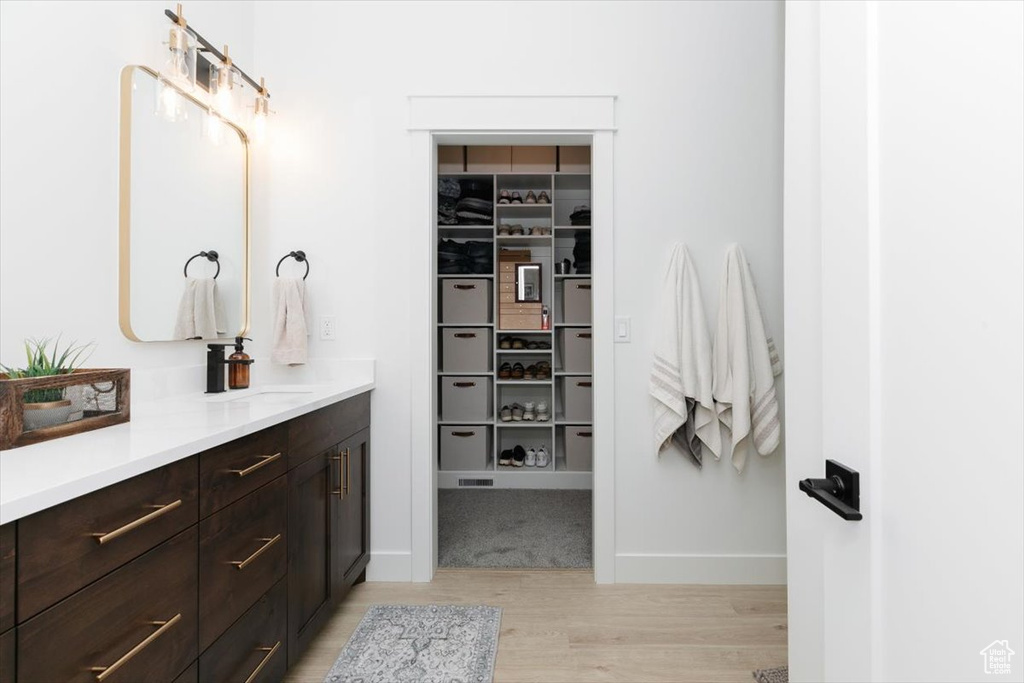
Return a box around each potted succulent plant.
[0,337,95,431]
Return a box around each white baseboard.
[366,551,412,582]
[614,553,787,585]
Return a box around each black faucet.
[206,339,255,394]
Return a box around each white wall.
[252,0,786,582]
[0,1,254,370]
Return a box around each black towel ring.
[276,250,310,280]
[183,250,220,279]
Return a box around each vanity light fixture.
[158,3,195,122]
[251,77,271,145]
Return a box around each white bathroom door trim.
[408,95,617,583]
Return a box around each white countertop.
[0,377,374,524]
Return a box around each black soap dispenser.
[228,337,254,390]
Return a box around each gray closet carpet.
[438,489,592,569]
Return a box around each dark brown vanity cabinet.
[286,394,372,666]
[0,392,371,683]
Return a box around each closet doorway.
[435,144,594,570]
[408,100,616,583]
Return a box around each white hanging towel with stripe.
[712,244,782,473]
[650,243,721,467]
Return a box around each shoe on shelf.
[524,190,538,204]
[512,338,526,349]
[525,448,537,466]
[500,405,513,422]
[511,191,523,204]
[524,364,537,380]
[526,341,540,350]
[536,340,552,349]
[523,402,536,421]
[511,362,525,380]
[530,226,544,235]
[510,224,525,236]
[498,190,511,205]
[537,191,551,204]
[497,223,511,235]
[499,336,513,349]
[499,449,513,466]
[511,403,525,421]
[513,445,526,467]
[536,361,551,380]
[536,445,550,467]
[498,362,512,380]
[535,401,549,422]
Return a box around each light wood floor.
[285,569,788,683]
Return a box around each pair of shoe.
[498,444,550,467]
[499,336,552,350]
[498,362,527,380]
[529,226,552,236]
[499,401,549,422]
[497,223,525,236]
[498,190,551,205]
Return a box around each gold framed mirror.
[118,65,250,342]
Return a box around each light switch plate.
[320,316,336,340]
[614,316,631,343]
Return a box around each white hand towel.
[712,244,783,473]
[271,278,311,365]
[173,277,221,340]
[650,244,721,467]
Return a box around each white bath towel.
[650,243,721,467]
[173,277,224,340]
[712,244,783,473]
[271,278,311,365]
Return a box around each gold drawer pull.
[91,500,183,545]
[90,613,182,682]
[453,381,476,388]
[231,534,282,570]
[453,332,477,338]
[244,641,282,683]
[344,448,351,497]
[227,452,282,477]
[331,448,349,498]
[453,284,477,290]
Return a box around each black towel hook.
[183,250,220,279]
[276,250,310,280]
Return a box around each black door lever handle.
[799,460,863,521]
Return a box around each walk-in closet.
[435,144,594,568]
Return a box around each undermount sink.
[204,385,317,403]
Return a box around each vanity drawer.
[18,526,198,683]
[200,424,287,518]
[288,394,370,468]
[17,456,198,620]
[199,477,286,650]
[0,524,13,631]
[199,578,287,683]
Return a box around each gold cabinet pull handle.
[231,534,282,570]
[227,452,282,477]
[91,500,183,545]
[244,641,282,683]
[343,447,351,497]
[89,613,182,681]
[330,450,346,498]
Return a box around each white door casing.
[408,96,617,583]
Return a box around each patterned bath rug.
[324,604,502,683]
[753,666,788,683]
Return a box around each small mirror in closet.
[516,263,542,302]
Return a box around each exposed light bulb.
[205,110,226,145]
[251,89,269,145]
[157,80,186,122]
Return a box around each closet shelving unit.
[436,146,593,489]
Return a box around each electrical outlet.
[320,316,336,340]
